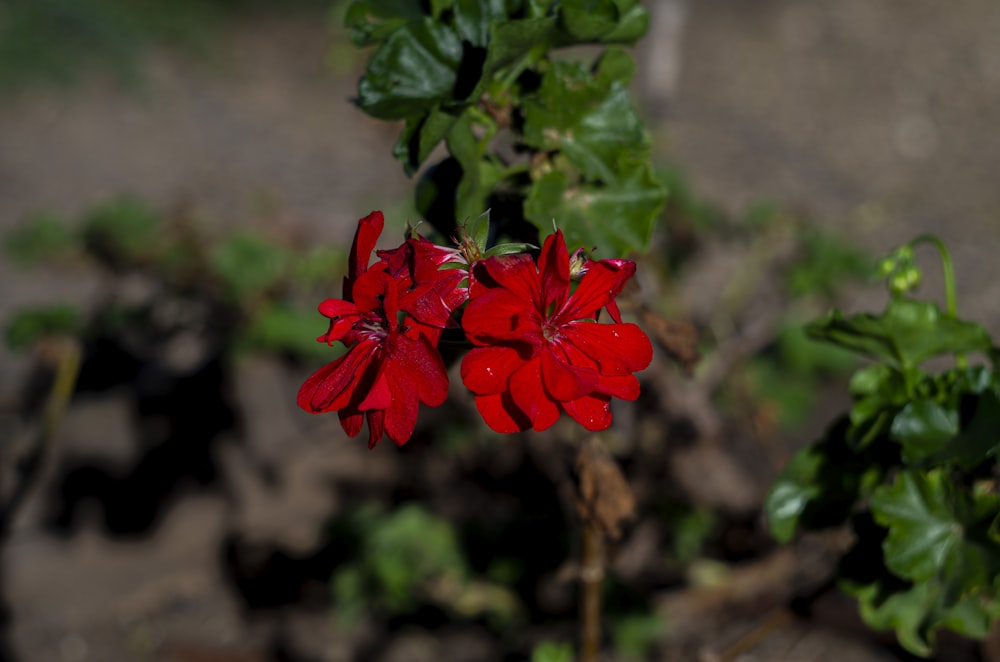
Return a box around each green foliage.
[210,233,290,300]
[80,197,162,267]
[331,503,521,625]
[5,305,82,350]
[0,0,330,91]
[3,212,77,266]
[344,0,666,254]
[530,641,574,662]
[765,236,1000,655]
[611,612,664,660]
[3,198,346,360]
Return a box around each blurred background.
[1,1,999,660]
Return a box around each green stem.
[910,235,958,318]
[910,235,965,367]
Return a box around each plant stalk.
[580,515,604,662]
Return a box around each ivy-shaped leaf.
[870,469,1000,597]
[849,579,1000,657]
[355,18,463,120]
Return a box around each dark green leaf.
[807,299,993,372]
[344,0,426,46]
[356,18,462,120]
[393,107,463,175]
[476,16,557,92]
[870,469,1000,595]
[890,398,960,463]
[453,0,508,47]
[559,0,618,40]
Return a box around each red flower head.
[460,230,653,433]
[297,212,453,448]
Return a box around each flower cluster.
[298,211,653,448]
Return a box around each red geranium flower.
[460,230,653,433]
[297,211,452,448]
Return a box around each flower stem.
[910,234,958,318]
[910,234,965,367]
[580,516,604,662]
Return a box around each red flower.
[460,230,652,433]
[297,212,452,448]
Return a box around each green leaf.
[602,0,649,43]
[525,162,665,255]
[890,398,960,463]
[808,298,994,372]
[343,0,426,46]
[849,578,1000,657]
[465,209,492,253]
[453,0,508,47]
[523,53,644,183]
[446,111,507,223]
[483,242,536,257]
[393,106,463,175]
[559,0,618,40]
[356,18,463,120]
[476,16,557,91]
[870,469,1000,594]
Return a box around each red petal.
[561,322,652,374]
[509,357,561,431]
[558,259,635,323]
[318,298,360,319]
[358,366,392,410]
[349,211,384,279]
[366,410,386,449]
[540,345,588,402]
[388,333,449,407]
[338,408,364,438]
[482,254,540,303]
[538,230,570,314]
[463,289,543,344]
[563,393,612,431]
[594,374,640,400]
[352,271,398,321]
[474,392,531,433]
[461,346,526,395]
[297,341,379,413]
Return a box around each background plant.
[766,236,1000,656]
